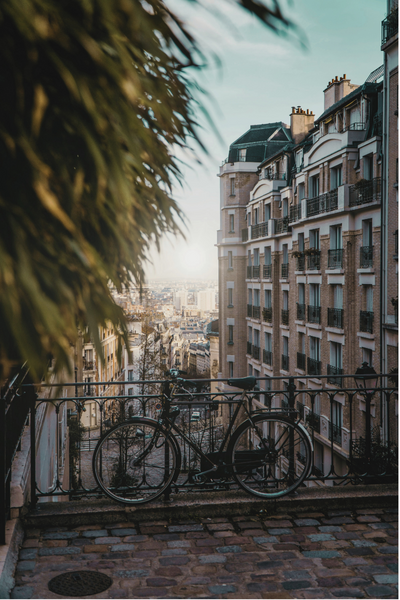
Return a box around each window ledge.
[325,326,345,335]
[227,341,234,346]
[357,268,375,274]
[325,269,345,275]
[306,323,322,330]
[357,331,375,339]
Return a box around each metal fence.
[1,373,398,543]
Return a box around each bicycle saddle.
[227,376,256,390]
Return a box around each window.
[254,289,260,307]
[299,332,305,354]
[310,284,320,306]
[282,244,288,263]
[230,178,235,195]
[264,289,272,308]
[365,285,373,312]
[330,342,342,368]
[283,198,288,217]
[254,329,260,348]
[298,183,305,201]
[333,285,343,309]
[128,370,134,381]
[265,332,272,352]
[228,361,234,377]
[362,348,373,366]
[254,208,259,225]
[248,250,252,266]
[239,148,247,162]
[264,246,271,265]
[254,249,260,266]
[364,154,373,180]
[248,364,253,376]
[229,214,235,232]
[248,289,253,305]
[264,204,271,221]
[263,377,272,407]
[310,336,320,361]
[248,326,253,343]
[283,290,289,310]
[228,251,233,269]
[283,336,289,356]
[362,219,373,247]
[309,175,320,198]
[330,165,342,189]
[298,233,305,251]
[228,288,233,307]
[332,401,342,429]
[330,225,342,250]
[298,283,305,305]
[309,229,320,249]
[247,212,251,226]
[228,325,234,344]
[128,388,133,396]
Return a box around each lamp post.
[354,362,378,466]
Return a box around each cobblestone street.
[11,506,398,599]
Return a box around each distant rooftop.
[227,122,292,164]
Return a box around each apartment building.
[217,64,396,479]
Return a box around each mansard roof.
[315,81,382,124]
[227,122,292,163]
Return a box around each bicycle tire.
[228,414,312,499]
[93,417,181,505]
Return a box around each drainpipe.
[380,44,388,442]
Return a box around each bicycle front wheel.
[229,414,312,499]
[93,418,181,505]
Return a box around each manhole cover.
[48,571,113,597]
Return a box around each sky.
[146,0,386,282]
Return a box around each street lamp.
[354,362,379,466]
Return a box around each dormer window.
[239,148,247,162]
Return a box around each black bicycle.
[92,371,313,504]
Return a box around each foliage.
[0,0,293,381]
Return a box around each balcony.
[306,189,338,217]
[306,411,321,433]
[329,422,342,446]
[281,309,289,325]
[327,364,344,386]
[262,349,272,366]
[259,171,287,181]
[289,204,301,223]
[247,266,260,279]
[360,310,374,334]
[251,222,268,239]
[83,360,95,371]
[246,341,252,355]
[275,216,289,234]
[306,250,320,271]
[295,252,306,272]
[281,262,289,279]
[242,228,248,242]
[247,304,252,318]
[297,303,306,321]
[281,354,289,371]
[307,305,321,324]
[382,8,398,45]
[340,122,366,134]
[328,249,343,269]
[349,177,381,207]
[360,246,373,268]
[252,306,260,319]
[307,356,322,376]
[263,264,272,279]
[327,308,343,329]
[252,345,260,360]
[262,307,272,322]
[297,352,306,371]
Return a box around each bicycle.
[92,371,313,504]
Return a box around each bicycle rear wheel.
[229,414,312,498]
[93,418,181,504]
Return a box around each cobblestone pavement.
[11,507,398,599]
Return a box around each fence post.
[0,392,6,545]
[28,385,38,508]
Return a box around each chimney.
[324,74,360,111]
[290,106,315,144]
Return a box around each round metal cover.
[48,571,113,597]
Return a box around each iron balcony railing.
[289,204,301,223]
[360,246,373,268]
[247,304,252,318]
[281,309,289,325]
[262,307,272,322]
[252,306,260,319]
[340,122,366,133]
[242,228,248,242]
[297,352,306,371]
[307,250,320,271]
[349,177,381,207]
[262,349,272,366]
[295,253,306,271]
[281,354,289,371]
[328,308,344,329]
[297,303,306,321]
[247,265,260,279]
[263,264,272,279]
[259,172,287,181]
[306,189,338,217]
[281,262,289,279]
[252,345,260,360]
[308,356,322,376]
[306,411,321,434]
[328,249,343,269]
[308,305,321,324]
[83,360,96,371]
[329,422,342,446]
[251,222,268,239]
[275,216,289,234]
[382,8,398,45]
[360,311,374,333]
[327,364,344,386]
[246,341,252,355]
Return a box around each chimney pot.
[335,76,338,82]
[343,74,346,79]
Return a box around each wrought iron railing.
[297,352,306,371]
[83,360,95,371]
[263,264,272,279]
[382,8,398,44]
[328,249,343,269]
[262,307,272,322]
[281,309,289,325]
[246,341,252,355]
[251,223,268,239]
[252,266,260,278]
[360,246,373,268]
[307,250,320,270]
[252,345,260,360]
[262,350,272,366]
[327,364,344,386]
[306,411,320,433]
[340,122,366,133]
[295,253,306,271]
[308,305,321,324]
[360,311,374,333]
[297,303,306,321]
[252,306,260,319]
[275,216,289,234]
[306,190,338,217]
[349,177,381,207]
[281,262,289,279]
[307,357,322,376]
[281,354,289,371]
[289,204,301,223]
[328,308,343,329]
